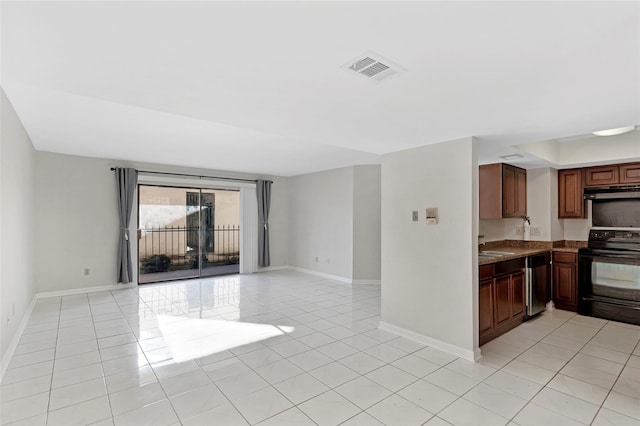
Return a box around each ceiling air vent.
[499,154,524,161]
[342,51,406,82]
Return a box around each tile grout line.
[456,313,578,423]
[504,314,599,424]
[588,336,640,425]
[172,282,383,425]
[88,290,117,425]
[468,313,576,423]
[502,314,626,425]
[8,273,639,426]
[114,287,184,424]
[44,297,63,426]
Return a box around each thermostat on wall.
[426,207,438,224]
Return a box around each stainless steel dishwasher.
[525,252,551,318]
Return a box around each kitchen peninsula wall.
[479,168,591,243]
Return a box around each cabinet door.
[479,164,503,219]
[502,165,517,217]
[494,275,512,327]
[553,261,577,311]
[514,168,527,217]
[502,164,527,218]
[479,279,494,338]
[585,165,619,186]
[558,169,585,218]
[620,163,640,184]
[511,272,526,318]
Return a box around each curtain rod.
[110,168,272,184]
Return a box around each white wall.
[549,169,564,241]
[34,152,288,293]
[563,201,591,241]
[1,89,37,366]
[35,153,120,292]
[352,165,381,282]
[288,166,354,280]
[381,137,479,360]
[525,168,553,241]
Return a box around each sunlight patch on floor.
[157,315,294,362]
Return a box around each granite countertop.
[478,240,585,265]
[478,247,549,265]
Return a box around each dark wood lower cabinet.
[479,260,526,346]
[511,272,525,318]
[494,275,512,327]
[553,252,578,312]
[479,279,494,340]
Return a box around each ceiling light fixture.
[592,126,636,136]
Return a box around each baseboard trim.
[256,265,290,273]
[1,296,37,382]
[287,266,352,284]
[351,279,381,285]
[378,321,481,362]
[36,283,136,299]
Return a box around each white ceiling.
[2,1,639,176]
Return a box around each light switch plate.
[412,211,419,222]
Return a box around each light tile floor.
[1,271,640,426]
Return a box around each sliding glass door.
[138,185,240,284]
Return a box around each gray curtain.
[116,168,138,283]
[257,180,272,267]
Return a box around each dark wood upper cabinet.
[480,163,527,219]
[514,167,527,217]
[585,165,619,186]
[620,163,640,184]
[558,169,585,218]
[479,164,503,218]
[559,161,640,219]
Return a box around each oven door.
[578,249,640,325]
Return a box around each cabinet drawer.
[585,166,619,186]
[620,163,640,184]
[494,258,526,276]
[553,251,577,263]
[479,264,494,280]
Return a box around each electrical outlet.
[412,211,418,222]
[515,226,523,235]
[84,268,90,276]
[530,226,541,236]
[315,257,318,263]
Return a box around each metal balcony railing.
[139,225,240,274]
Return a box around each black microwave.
[584,186,640,228]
